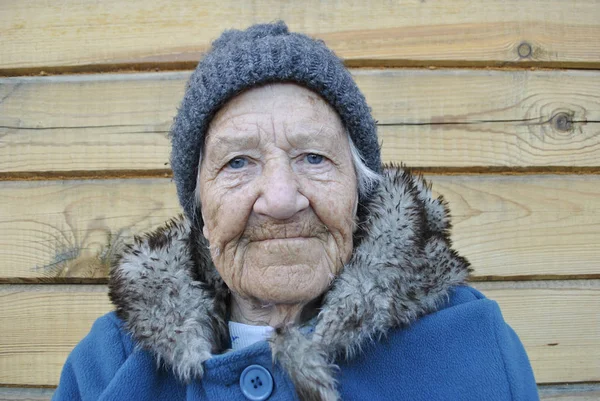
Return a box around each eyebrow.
[202,127,263,163]
[212,133,260,148]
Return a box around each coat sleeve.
[52,313,129,401]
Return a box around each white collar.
[228,321,274,351]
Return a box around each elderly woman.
[53,22,538,401]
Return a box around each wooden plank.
[0,74,179,173]
[431,175,600,280]
[0,388,54,401]
[1,0,599,73]
[0,175,599,282]
[0,283,597,386]
[539,384,600,400]
[0,179,181,282]
[479,285,600,385]
[0,286,112,387]
[1,69,600,174]
[541,392,600,401]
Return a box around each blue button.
[239,364,274,401]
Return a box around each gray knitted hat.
[170,21,381,223]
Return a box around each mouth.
[251,236,314,244]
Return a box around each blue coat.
[53,169,539,400]
[53,286,538,400]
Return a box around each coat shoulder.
[53,312,186,401]
[443,284,487,307]
[52,312,132,400]
[338,285,539,401]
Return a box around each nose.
[253,162,309,220]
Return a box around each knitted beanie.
[170,21,381,223]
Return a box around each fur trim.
[109,166,471,400]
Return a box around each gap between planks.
[2,167,600,183]
[2,59,600,78]
[1,66,597,82]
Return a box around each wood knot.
[552,112,573,132]
[517,42,532,58]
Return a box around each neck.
[229,293,318,328]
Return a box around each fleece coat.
[52,167,539,401]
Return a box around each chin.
[243,264,333,305]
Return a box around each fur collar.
[109,166,471,401]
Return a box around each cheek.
[200,180,256,247]
[303,178,357,253]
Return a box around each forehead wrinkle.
[209,125,262,151]
[210,110,272,132]
[285,119,345,149]
[207,109,274,147]
[287,99,344,137]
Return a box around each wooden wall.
[1,1,599,399]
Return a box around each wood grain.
[1,69,599,174]
[1,0,599,73]
[0,74,179,173]
[0,286,112,387]
[0,283,597,386]
[476,283,600,384]
[0,175,599,282]
[431,175,600,280]
[0,179,181,281]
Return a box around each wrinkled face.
[198,83,358,305]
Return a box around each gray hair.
[347,134,382,198]
[193,132,380,218]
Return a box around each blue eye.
[306,154,324,165]
[227,157,248,169]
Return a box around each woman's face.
[198,83,357,305]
